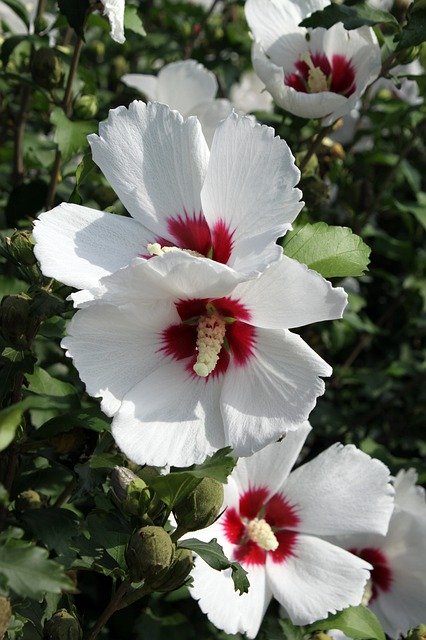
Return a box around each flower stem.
[299,123,334,172]
[86,579,131,640]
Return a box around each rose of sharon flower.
[334,469,426,638]
[230,71,273,114]
[122,60,234,146]
[98,0,125,43]
[186,423,394,636]
[61,251,347,467]
[245,0,381,123]
[34,102,304,302]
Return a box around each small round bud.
[407,625,426,640]
[150,548,193,593]
[173,477,224,533]
[5,230,37,266]
[31,48,64,90]
[396,45,421,66]
[43,609,82,640]
[0,294,32,348]
[0,597,12,638]
[15,489,43,511]
[73,95,98,120]
[126,526,174,582]
[310,633,333,640]
[88,40,105,63]
[111,466,150,517]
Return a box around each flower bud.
[0,294,32,348]
[43,609,82,640]
[173,477,224,533]
[73,95,98,120]
[0,597,12,638]
[150,548,193,593]
[111,466,151,517]
[109,55,129,84]
[31,48,64,90]
[310,633,333,640]
[407,625,426,640]
[396,45,421,66]
[125,526,174,583]
[5,230,37,266]
[15,489,42,510]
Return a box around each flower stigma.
[301,51,329,93]
[147,243,203,258]
[193,312,227,377]
[246,518,279,551]
[362,578,373,606]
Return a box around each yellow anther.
[246,518,279,551]
[300,51,329,93]
[193,314,226,378]
[146,243,203,258]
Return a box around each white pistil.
[147,243,204,258]
[246,518,279,552]
[193,314,226,378]
[301,51,329,93]
[362,578,373,606]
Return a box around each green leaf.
[395,8,426,50]
[69,152,96,204]
[26,367,77,398]
[300,3,399,30]
[0,0,30,30]
[0,404,23,451]
[50,108,96,162]
[279,618,305,640]
[124,5,146,36]
[21,507,80,555]
[58,0,90,38]
[282,222,371,278]
[0,347,35,404]
[0,540,73,599]
[186,447,237,482]
[86,511,132,569]
[306,605,385,640]
[179,538,249,595]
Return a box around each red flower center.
[161,297,256,379]
[150,211,234,264]
[222,485,300,566]
[285,52,356,97]
[349,547,393,601]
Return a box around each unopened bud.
[173,477,223,533]
[5,230,37,266]
[406,625,426,640]
[31,48,64,90]
[126,526,174,582]
[311,633,333,640]
[15,489,42,510]
[88,40,105,63]
[0,597,12,638]
[109,55,129,84]
[111,466,150,517]
[43,609,82,640]
[73,95,98,120]
[150,548,193,592]
[0,294,32,348]
[396,45,421,66]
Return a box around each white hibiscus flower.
[60,250,346,467]
[99,0,125,43]
[245,0,381,124]
[34,101,304,301]
[186,424,394,636]
[334,469,426,638]
[122,60,234,145]
[230,70,273,114]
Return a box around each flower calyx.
[126,526,175,583]
[43,609,83,640]
[173,477,224,532]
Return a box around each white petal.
[61,301,175,416]
[372,573,426,639]
[156,60,218,117]
[102,0,125,43]
[112,361,226,467]
[191,99,233,146]
[393,468,426,517]
[245,0,328,67]
[221,328,332,457]
[91,252,243,306]
[232,423,312,496]
[33,203,149,291]
[266,535,371,625]
[233,256,348,329]
[190,555,271,638]
[230,71,273,114]
[201,112,303,276]
[88,101,209,238]
[121,74,159,101]
[281,444,394,536]
[0,2,28,32]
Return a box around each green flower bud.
[407,625,426,640]
[43,609,82,640]
[5,230,37,266]
[109,55,129,84]
[0,597,12,638]
[396,45,422,66]
[126,526,174,583]
[111,466,150,517]
[173,477,224,533]
[73,95,98,120]
[0,294,32,348]
[150,548,193,593]
[31,48,64,90]
[310,633,333,640]
[87,40,105,63]
[15,489,42,511]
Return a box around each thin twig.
[298,123,334,172]
[184,0,221,58]
[86,580,130,640]
[54,478,77,508]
